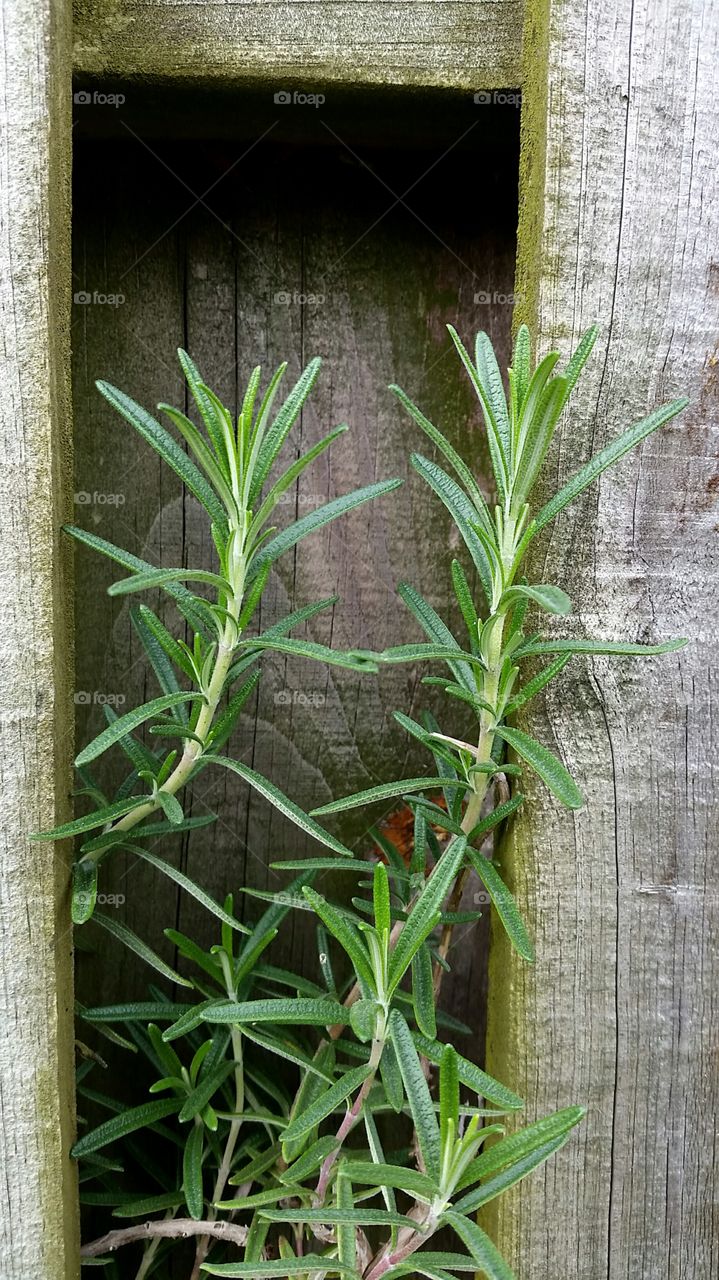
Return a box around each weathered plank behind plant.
[71,121,517,1059]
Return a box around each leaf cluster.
[56,328,686,1278]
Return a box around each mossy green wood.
[0,0,79,1275]
[485,0,719,1276]
[73,0,523,88]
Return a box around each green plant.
[51,327,687,1280]
[36,351,398,922]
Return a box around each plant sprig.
[63,325,687,1280]
[36,351,400,923]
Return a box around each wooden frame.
[1,0,715,1274]
[0,0,78,1273]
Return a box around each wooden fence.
[1,1,716,1276]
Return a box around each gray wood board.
[73,0,524,90]
[0,0,79,1274]
[485,0,719,1275]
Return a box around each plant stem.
[88,553,246,860]
[81,1219,249,1259]
[189,955,245,1280]
[363,1204,438,1280]
[313,1034,384,1205]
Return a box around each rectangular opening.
[72,85,520,1071]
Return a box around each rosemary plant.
[45,327,687,1280]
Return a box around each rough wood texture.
[73,0,523,88]
[71,111,518,1067]
[486,1,719,1276]
[0,0,79,1275]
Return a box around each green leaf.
[81,1001,188,1024]
[447,325,509,501]
[389,837,467,991]
[72,859,98,924]
[514,636,687,658]
[159,402,238,512]
[271,857,364,873]
[156,791,184,825]
[282,1039,336,1163]
[108,567,230,599]
[33,795,150,842]
[125,846,249,933]
[204,998,348,1027]
[389,1011,441,1179]
[451,559,480,650]
[260,1206,413,1227]
[390,385,492,529]
[412,1033,523,1111]
[335,1166,356,1270]
[562,324,599,396]
[379,1036,404,1114]
[92,913,192,988]
[512,375,568,506]
[304,887,375,992]
[183,1124,205,1219]
[442,1211,514,1280]
[350,998,380,1043]
[466,850,534,962]
[63,525,214,638]
[499,583,572,616]
[311,777,467,817]
[131,606,190,718]
[71,1097,182,1157]
[210,757,354,856]
[249,425,348,538]
[342,1160,435,1202]
[410,454,493,603]
[179,1061,236,1124]
[494,725,583,810]
[373,862,391,935]
[376,643,486,672]
[111,1190,184,1218]
[504,654,571,713]
[177,348,232,471]
[397,581,476,691]
[511,323,532,417]
[248,479,403,581]
[474,330,512,465]
[281,1064,372,1145]
[205,671,261,752]
[249,357,323,503]
[240,1026,333,1084]
[279,1135,340,1185]
[439,1044,459,1145]
[457,1106,584,1192]
[201,1262,356,1277]
[75,693,204,767]
[412,943,437,1039]
[237,635,377,673]
[385,1252,491,1277]
[96,380,228,531]
[528,397,689,538]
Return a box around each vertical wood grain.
[0,0,78,1274]
[486,2,719,1276]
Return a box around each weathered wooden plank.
[73,0,523,89]
[0,0,79,1275]
[71,120,517,1061]
[485,1,719,1276]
